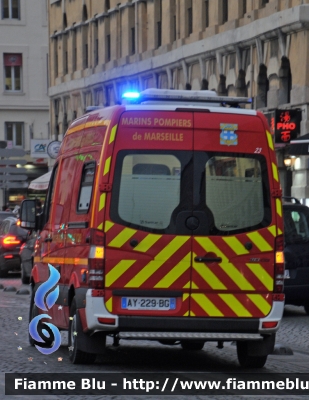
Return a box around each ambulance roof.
[121,89,256,116]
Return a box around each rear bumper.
[85,289,284,338]
[0,255,21,272]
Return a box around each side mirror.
[20,199,36,229]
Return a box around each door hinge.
[99,183,112,192]
[271,188,282,198]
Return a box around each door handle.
[195,256,222,263]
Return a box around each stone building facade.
[0,0,49,208]
[48,0,309,201]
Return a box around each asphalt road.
[0,273,309,399]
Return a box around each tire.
[21,263,30,284]
[304,302,309,315]
[181,340,204,351]
[0,267,8,278]
[68,297,96,364]
[237,341,267,368]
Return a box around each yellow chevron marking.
[105,297,112,312]
[125,236,190,287]
[223,237,249,255]
[97,223,103,230]
[191,293,224,317]
[109,124,117,144]
[191,281,199,289]
[104,220,114,232]
[268,225,276,236]
[278,228,282,235]
[104,156,111,176]
[99,193,106,211]
[183,282,191,289]
[154,253,190,288]
[246,231,273,252]
[133,234,161,253]
[183,293,189,301]
[108,228,137,248]
[183,311,190,316]
[195,238,254,290]
[266,130,274,150]
[219,294,252,317]
[246,263,273,291]
[272,162,279,182]
[193,258,227,290]
[276,198,282,217]
[106,260,136,287]
[195,237,228,261]
[220,263,255,290]
[247,294,272,315]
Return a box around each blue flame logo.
[29,264,61,355]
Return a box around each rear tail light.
[87,229,105,289]
[3,235,21,246]
[274,235,285,295]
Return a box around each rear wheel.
[237,341,267,368]
[181,340,204,351]
[21,263,30,284]
[68,298,97,364]
[0,267,8,278]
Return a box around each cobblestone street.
[0,275,308,399]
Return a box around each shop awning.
[288,133,309,156]
[28,170,52,190]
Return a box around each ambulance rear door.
[104,110,195,318]
[191,110,276,320]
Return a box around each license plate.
[284,269,290,279]
[121,297,176,310]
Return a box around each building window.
[1,0,20,19]
[106,34,111,62]
[156,0,162,48]
[94,38,98,66]
[188,6,193,36]
[84,43,88,68]
[205,0,209,28]
[222,0,228,24]
[243,0,247,15]
[4,53,22,91]
[131,27,135,55]
[5,122,24,148]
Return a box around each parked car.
[20,234,37,284]
[0,217,28,277]
[0,211,15,222]
[283,197,309,314]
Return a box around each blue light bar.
[122,91,140,99]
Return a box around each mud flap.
[246,334,275,357]
[75,310,106,354]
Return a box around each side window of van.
[77,162,96,213]
[44,164,59,225]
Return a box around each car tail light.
[274,235,285,295]
[87,229,105,290]
[3,235,21,246]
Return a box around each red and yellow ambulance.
[21,89,284,367]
